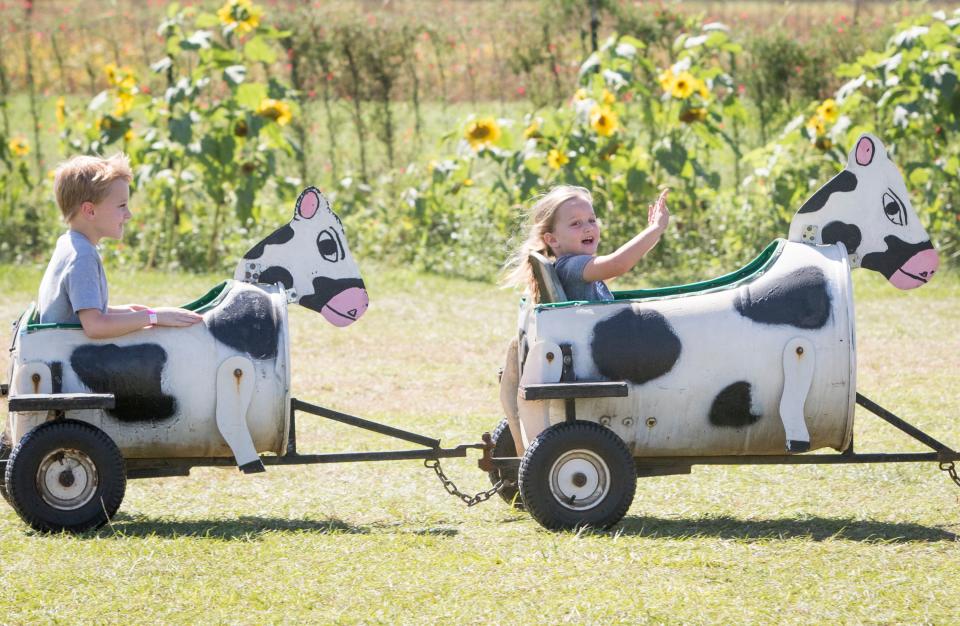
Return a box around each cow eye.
[317,230,340,262]
[882,190,906,226]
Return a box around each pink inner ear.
[855,137,874,166]
[298,191,320,219]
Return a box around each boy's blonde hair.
[54,153,133,222]
[501,185,593,303]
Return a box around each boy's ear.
[78,201,96,219]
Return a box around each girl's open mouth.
[582,237,594,245]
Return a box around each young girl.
[498,185,670,455]
[503,185,670,302]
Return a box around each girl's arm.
[583,189,670,282]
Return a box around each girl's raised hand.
[648,188,670,232]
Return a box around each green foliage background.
[0,1,956,281]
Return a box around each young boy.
[38,153,203,338]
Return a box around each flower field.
[0,0,957,281]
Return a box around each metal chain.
[424,458,505,507]
[939,461,960,488]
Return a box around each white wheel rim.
[549,449,610,511]
[36,449,98,511]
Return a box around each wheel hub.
[549,449,610,511]
[37,448,98,511]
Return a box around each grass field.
[1,260,958,623]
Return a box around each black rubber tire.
[0,438,10,507]
[518,421,636,531]
[488,419,524,510]
[5,420,126,533]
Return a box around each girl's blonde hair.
[501,185,593,302]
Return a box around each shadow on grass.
[614,514,958,543]
[90,514,372,539]
[77,514,462,540]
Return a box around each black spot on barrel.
[862,236,935,279]
[206,289,280,359]
[822,221,862,255]
[71,344,176,422]
[49,361,63,394]
[734,266,831,329]
[590,308,681,385]
[258,266,294,290]
[243,224,295,260]
[709,381,762,427]
[797,170,858,214]
[299,276,366,313]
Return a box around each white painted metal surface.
[7,282,291,459]
[516,241,856,456]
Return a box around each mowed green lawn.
[0,260,958,623]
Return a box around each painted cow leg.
[779,337,815,453]
[215,356,265,473]
[517,340,563,448]
[498,336,524,453]
[11,361,53,442]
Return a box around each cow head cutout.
[235,186,368,326]
[788,133,938,289]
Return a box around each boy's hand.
[155,307,204,327]
[648,188,670,233]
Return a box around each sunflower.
[103,63,118,86]
[696,79,709,100]
[602,89,616,105]
[657,68,674,92]
[124,129,135,142]
[55,96,66,126]
[810,115,826,136]
[114,91,135,116]
[574,88,588,101]
[8,137,29,157]
[118,68,137,92]
[217,0,263,35]
[547,149,568,170]
[590,105,618,137]
[523,119,541,140]
[464,117,501,150]
[256,98,293,125]
[816,98,838,123]
[671,72,696,99]
[679,107,708,124]
[806,114,826,137]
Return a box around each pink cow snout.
[890,248,939,290]
[320,287,369,326]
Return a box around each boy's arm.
[583,189,670,282]
[107,304,149,313]
[78,307,203,339]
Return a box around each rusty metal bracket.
[476,431,495,472]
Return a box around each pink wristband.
[146,309,158,326]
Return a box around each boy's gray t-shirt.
[554,254,613,302]
[37,231,109,324]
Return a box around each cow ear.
[852,135,875,167]
[296,187,322,220]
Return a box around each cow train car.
[491,134,949,530]
[2,134,956,534]
[1,188,369,532]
